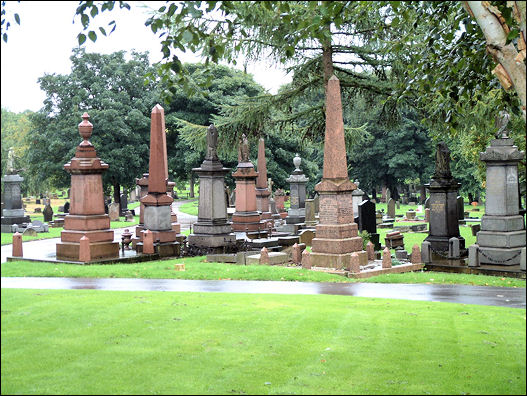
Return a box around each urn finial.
[78,112,93,142]
[293,153,301,171]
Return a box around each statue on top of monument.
[6,147,16,174]
[206,124,219,160]
[495,110,510,139]
[238,133,249,163]
[433,141,452,179]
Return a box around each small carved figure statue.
[495,110,510,139]
[239,133,249,162]
[206,124,219,160]
[6,147,16,174]
[434,141,452,179]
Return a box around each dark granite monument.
[422,142,465,256]
[1,147,31,232]
[358,199,380,250]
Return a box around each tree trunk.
[189,174,195,198]
[113,181,120,214]
[464,1,526,119]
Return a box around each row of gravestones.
[383,196,468,220]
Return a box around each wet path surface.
[1,277,525,308]
[1,199,198,263]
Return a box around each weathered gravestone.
[108,202,120,221]
[387,198,396,218]
[120,190,128,217]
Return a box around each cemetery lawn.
[178,199,199,216]
[2,288,525,395]
[1,257,525,287]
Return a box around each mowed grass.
[1,256,525,287]
[1,288,525,395]
[178,199,199,216]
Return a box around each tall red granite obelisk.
[137,104,179,256]
[310,75,367,269]
[255,137,272,225]
[56,113,119,262]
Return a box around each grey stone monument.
[468,112,526,268]
[305,199,317,227]
[422,142,465,255]
[285,154,309,225]
[43,204,54,222]
[188,124,236,252]
[352,180,365,222]
[387,198,396,219]
[1,147,30,232]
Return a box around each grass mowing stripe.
[2,289,525,395]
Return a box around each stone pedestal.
[1,173,30,232]
[56,113,119,261]
[188,140,236,251]
[309,76,366,269]
[423,142,465,255]
[285,154,309,225]
[232,160,264,232]
[469,136,525,267]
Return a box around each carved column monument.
[255,137,272,225]
[56,113,119,261]
[1,147,30,232]
[469,112,526,269]
[285,154,309,225]
[188,124,236,251]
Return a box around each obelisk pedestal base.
[56,241,120,262]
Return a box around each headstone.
[12,232,23,257]
[125,211,134,222]
[120,190,128,216]
[382,247,392,269]
[304,199,316,227]
[313,194,320,214]
[188,124,236,252]
[34,207,42,213]
[468,113,526,266]
[56,113,119,261]
[406,210,416,220]
[108,203,120,221]
[471,224,481,236]
[291,243,303,264]
[36,199,41,204]
[301,249,311,269]
[22,227,37,237]
[352,180,365,219]
[396,201,401,209]
[424,197,430,209]
[395,249,408,261]
[348,252,360,273]
[387,198,395,218]
[385,231,404,249]
[79,235,91,263]
[43,204,53,222]
[411,244,422,264]
[285,154,309,225]
[299,229,315,246]
[366,241,375,261]
[129,188,137,203]
[259,247,270,265]
[309,75,367,269]
[457,196,464,220]
[423,142,465,256]
[425,208,430,223]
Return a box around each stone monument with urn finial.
[56,113,119,261]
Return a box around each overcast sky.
[0,1,291,113]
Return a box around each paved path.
[1,199,197,263]
[1,277,525,308]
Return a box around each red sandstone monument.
[137,104,179,256]
[255,137,272,225]
[231,134,265,233]
[56,113,119,262]
[310,75,367,269]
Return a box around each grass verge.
[1,257,525,287]
[177,199,199,216]
[1,288,525,395]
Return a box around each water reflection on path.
[1,277,525,308]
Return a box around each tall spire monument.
[310,75,367,270]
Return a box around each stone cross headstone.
[387,198,395,218]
